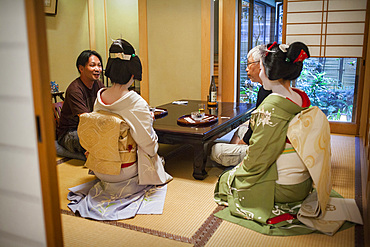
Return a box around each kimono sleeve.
[127,104,158,157]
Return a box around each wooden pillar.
[138,0,149,102]
[201,0,214,101]
[88,0,96,50]
[219,0,236,102]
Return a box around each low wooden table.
[153,100,255,180]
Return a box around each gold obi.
[78,110,137,175]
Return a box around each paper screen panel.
[326,35,364,46]
[286,35,323,45]
[287,1,324,12]
[287,24,323,34]
[328,0,366,10]
[325,47,364,57]
[287,12,325,23]
[327,11,366,22]
[326,23,365,34]
[285,0,367,58]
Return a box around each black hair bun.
[286,42,310,64]
[263,41,310,81]
[109,39,135,55]
[105,39,142,84]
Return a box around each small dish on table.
[154,108,168,119]
[177,114,218,127]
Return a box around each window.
[296,58,359,122]
[239,0,281,104]
[284,0,367,131]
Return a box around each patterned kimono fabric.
[214,93,313,235]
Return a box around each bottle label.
[211,92,217,102]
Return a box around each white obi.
[275,143,310,185]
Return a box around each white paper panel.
[327,23,365,34]
[325,46,363,57]
[288,1,324,12]
[0,100,37,149]
[287,12,324,23]
[328,11,366,22]
[287,24,323,34]
[0,195,48,244]
[0,146,41,198]
[286,35,322,45]
[304,46,321,57]
[285,0,366,57]
[328,0,366,10]
[326,34,364,45]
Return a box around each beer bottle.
[208,75,218,107]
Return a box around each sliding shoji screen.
[284,0,367,58]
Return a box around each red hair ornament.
[265,41,278,57]
[293,49,309,63]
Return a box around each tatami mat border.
[354,137,364,247]
[60,209,193,244]
[191,206,224,246]
[57,157,71,165]
[61,207,224,246]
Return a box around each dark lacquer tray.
[177,114,218,127]
[154,108,168,119]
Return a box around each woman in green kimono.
[214,42,313,229]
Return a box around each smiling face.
[246,57,262,85]
[79,55,102,86]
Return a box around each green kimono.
[214,94,309,224]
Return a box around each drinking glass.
[191,111,205,120]
[198,104,205,114]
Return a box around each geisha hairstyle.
[105,39,142,84]
[262,41,310,81]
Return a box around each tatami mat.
[57,159,94,209]
[121,177,217,238]
[205,221,354,247]
[58,135,360,246]
[61,214,192,247]
[330,134,356,198]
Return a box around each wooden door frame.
[138,0,149,102]
[25,0,63,246]
[218,0,237,103]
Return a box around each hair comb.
[265,41,277,57]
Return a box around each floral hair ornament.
[293,49,309,63]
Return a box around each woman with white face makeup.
[214,42,335,235]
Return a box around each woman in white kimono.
[214,42,332,235]
[67,39,172,220]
